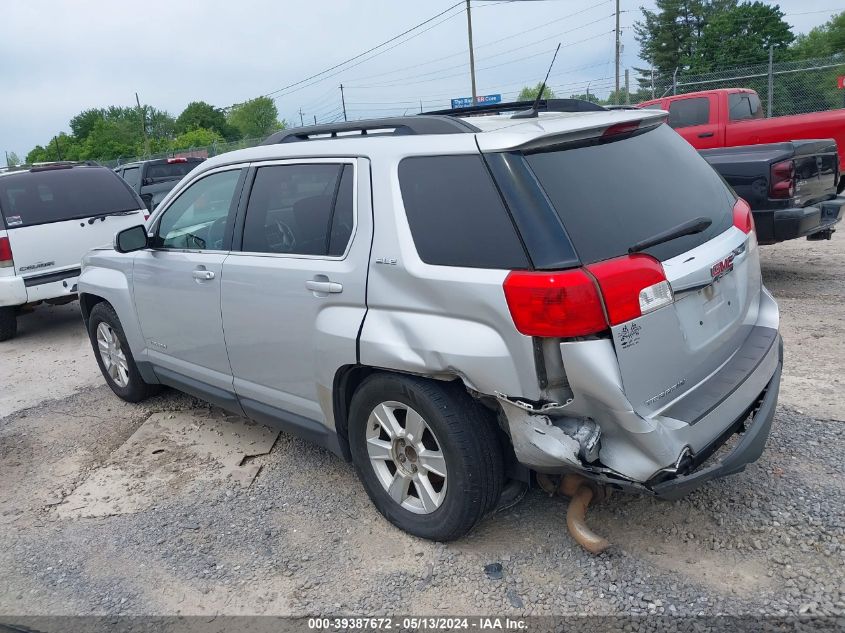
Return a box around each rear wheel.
[348,374,503,541]
[0,307,17,342]
[87,302,159,402]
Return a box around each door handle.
[193,270,215,281]
[698,131,714,138]
[305,280,343,294]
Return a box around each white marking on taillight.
[638,280,673,314]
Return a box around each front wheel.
[87,302,159,402]
[348,374,503,541]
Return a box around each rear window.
[146,161,199,180]
[524,124,735,264]
[0,166,140,228]
[398,155,528,269]
[729,92,764,121]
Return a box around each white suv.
[0,163,147,340]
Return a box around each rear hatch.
[525,123,763,419]
[0,165,146,282]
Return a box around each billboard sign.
[450,94,502,109]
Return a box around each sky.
[0,0,839,161]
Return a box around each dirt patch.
[57,409,279,519]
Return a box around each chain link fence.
[100,136,266,169]
[641,54,845,116]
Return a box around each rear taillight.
[586,254,672,325]
[0,236,13,268]
[503,269,607,337]
[503,254,674,337]
[770,159,795,199]
[732,197,755,234]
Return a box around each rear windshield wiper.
[628,216,712,254]
[87,210,139,224]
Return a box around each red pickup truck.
[638,88,845,190]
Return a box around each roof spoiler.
[424,99,606,118]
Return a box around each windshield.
[524,124,735,264]
[0,166,140,228]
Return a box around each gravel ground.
[0,234,843,619]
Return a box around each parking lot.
[0,235,842,618]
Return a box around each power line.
[342,0,612,85]
[254,1,465,101]
[266,6,467,103]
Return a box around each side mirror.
[114,225,149,253]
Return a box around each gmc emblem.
[710,254,735,280]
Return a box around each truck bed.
[701,139,843,244]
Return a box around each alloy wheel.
[365,401,448,514]
[96,322,130,388]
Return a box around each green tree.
[635,1,730,74]
[170,127,222,151]
[791,10,845,59]
[26,133,82,163]
[568,92,602,104]
[227,96,284,139]
[517,83,557,101]
[176,101,239,140]
[691,2,793,73]
[69,108,106,139]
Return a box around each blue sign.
[450,94,502,109]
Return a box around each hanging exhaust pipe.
[537,473,610,555]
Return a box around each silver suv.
[79,101,782,541]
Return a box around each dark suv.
[115,157,205,212]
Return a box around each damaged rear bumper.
[498,336,783,500]
[647,355,781,500]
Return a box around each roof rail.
[262,116,479,145]
[424,98,606,117]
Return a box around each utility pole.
[313,115,317,125]
[339,84,348,122]
[767,45,774,117]
[420,100,423,114]
[624,68,630,105]
[135,92,149,157]
[53,136,62,161]
[614,0,621,104]
[298,108,305,126]
[466,0,477,103]
[650,66,655,99]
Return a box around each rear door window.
[240,163,353,257]
[398,155,528,269]
[0,166,140,228]
[524,124,735,264]
[668,97,710,128]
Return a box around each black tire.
[87,302,160,403]
[0,306,17,342]
[348,373,503,541]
